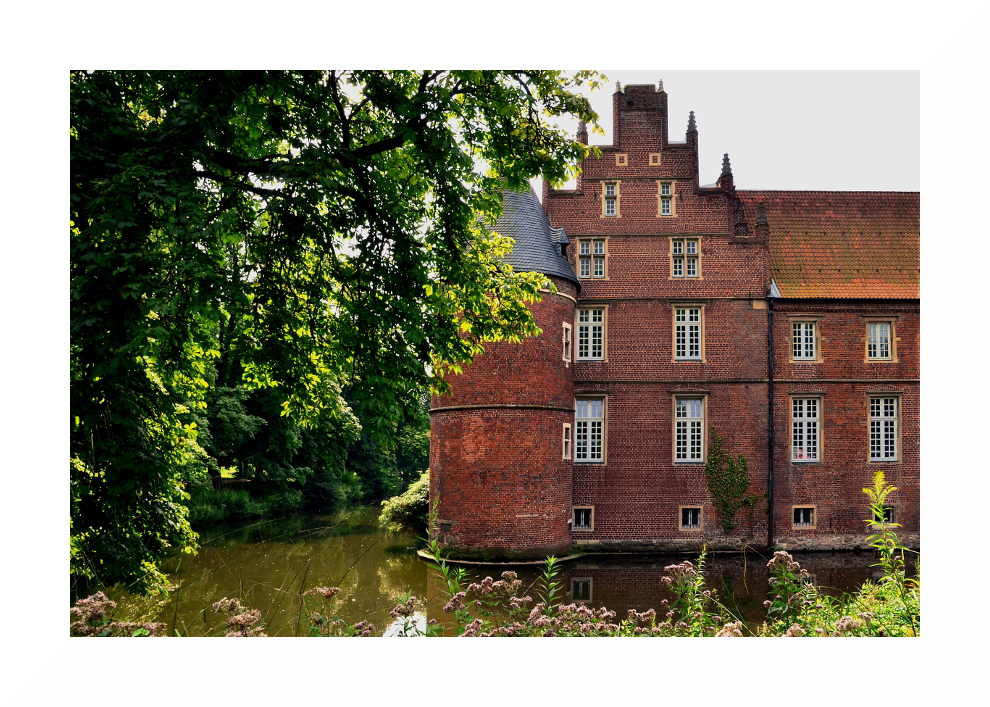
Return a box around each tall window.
[562,322,572,363]
[603,182,619,217]
[674,307,702,360]
[870,396,899,461]
[658,180,676,216]
[575,398,605,462]
[792,321,817,360]
[577,308,605,360]
[791,397,820,461]
[671,238,699,278]
[674,397,705,462]
[562,423,572,460]
[578,238,607,279]
[867,321,892,360]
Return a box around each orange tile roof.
[738,191,919,299]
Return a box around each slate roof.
[494,186,579,285]
[738,191,919,299]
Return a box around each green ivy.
[704,426,764,533]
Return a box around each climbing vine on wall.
[704,426,764,533]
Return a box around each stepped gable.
[738,191,919,299]
[494,186,579,285]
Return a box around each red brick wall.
[771,299,920,547]
[429,276,577,558]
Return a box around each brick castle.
[429,81,919,559]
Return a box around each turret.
[429,186,578,560]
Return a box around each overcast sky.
[540,70,919,193]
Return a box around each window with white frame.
[603,182,619,217]
[674,397,705,462]
[680,506,702,530]
[671,238,699,278]
[870,396,899,461]
[578,238,607,279]
[572,507,593,531]
[562,423,572,460]
[793,506,815,528]
[658,180,676,216]
[577,308,605,360]
[575,398,605,462]
[562,322,572,363]
[791,397,821,462]
[867,321,893,360]
[792,321,818,360]
[674,307,702,360]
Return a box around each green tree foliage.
[70,70,602,591]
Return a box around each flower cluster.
[70,592,167,637]
[211,597,266,637]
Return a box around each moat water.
[107,506,914,636]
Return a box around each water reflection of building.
[430,80,919,561]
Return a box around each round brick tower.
[429,186,578,560]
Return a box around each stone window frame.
[863,316,899,363]
[649,152,662,167]
[672,303,706,362]
[867,392,901,463]
[792,505,817,529]
[562,321,573,364]
[790,395,823,463]
[569,577,594,602]
[576,306,608,361]
[572,506,594,531]
[574,396,607,464]
[669,236,702,279]
[657,180,677,217]
[787,315,823,362]
[615,153,628,167]
[602,181,621,217]
[672,394,708,464]
[679,505,703,531]
[562,423,572,461]
[576,237,609,280]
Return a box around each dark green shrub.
[379,470,429,536]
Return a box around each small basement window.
[793,506,815,528]
[570,578,593,602]
[680,506,702,530]
[873,506,895,524]
[573,507,594,531]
